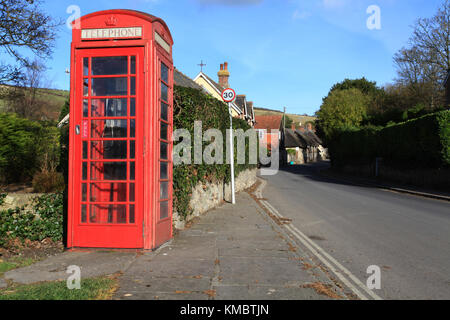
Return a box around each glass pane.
[92,56,127,76]
[83,78,89,96]
[82,162,88,180]
[160,162,168,180]
[83,58,89,76]
[130,205,135,223]
[81,205,87,223]
[130,162,135,180]
[161,102,168,121]
[161,82,168,102]
[91,77,127,96]
[90,204,127,224]
[90,183,127,202]
[130,120,135,138]
[91,120,127,138]
[91,98,127,117]
[161,122,168,141]
[160,182,169,200]
[129,183,135,202]
[161,63,168,83]
[130,56,136,74]
[83,141,88,159]
[130,141,135,159]
[91,162,127,181]
[160,201,169,220]
[130,77,136,95]
[83,100,89,117]
[160,143,168,160]
[82,184,87,202]
[130,98,136,117]
[91,141,127,160]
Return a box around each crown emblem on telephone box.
[105,16,118,26]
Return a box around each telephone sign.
[222,88,236,103]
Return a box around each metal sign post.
[222,88,236,205]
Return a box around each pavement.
[263,162,450,300]
[2,187,345,300]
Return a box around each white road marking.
[256,180,382,300]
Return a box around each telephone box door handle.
[75,125,80,135]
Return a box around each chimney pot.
[220,64,224,70]
[224,62,228,70]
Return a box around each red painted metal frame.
[67,10,174,250]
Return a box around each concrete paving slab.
[4,251,136,285]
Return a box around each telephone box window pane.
[83,79,89,96]
[83,100,89,117]
[160,162,168,180]
[130,162,135,180]
[81,205,87,223]
[82,184,87,202]
[90,183,127,202]
[161,102,168,121]
[161,122,168,141]
[91,162,127,181]
[130,98,135,117]
[91,120,128,138]
[91,77,127,96]
[82,163,88,180]
[130,141,135,159]
[91,99,127,117]
[83,141,88,159]
[83,58,89,76]
[160,201,169,220]
[161,83,168,102]
[160,143,168,159]
[92,56,128,76]
[129,205,135,223]
[130,120,135,138]
[91,141,127,160]
[161,63,168,83]
[90,204,127,224]
[130,56,136,74]
[130,77,136,95]
[160,182,168,200]
[129,183,135,202]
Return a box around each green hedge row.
[173,85,256,219]
[0,113,60,183]
[329,110,450,169]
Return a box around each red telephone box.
[67,10,174,250]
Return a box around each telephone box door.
[71,47,145,248]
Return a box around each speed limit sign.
[221,88,236,103]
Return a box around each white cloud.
[292,9,311,20]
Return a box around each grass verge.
[0,276,118,300]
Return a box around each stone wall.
[173,168,257,229]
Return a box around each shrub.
[0,193,6,206]
[32,171,65,193]
[328,110,450,169]
[0,193,63,247]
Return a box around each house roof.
[254,115,283,131]
[284,129,307,148]
[174,68,202,90]
[296,130,322,147]
[247,101,255,121]
[194,71,242,115]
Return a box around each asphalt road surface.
[260,162,450,300]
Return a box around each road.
[260,162,450,300]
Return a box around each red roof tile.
[254,115,283,131]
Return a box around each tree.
[316,88,368,141]
[0,0,60,84]
[284,115,294,128]
[393,0,450,108]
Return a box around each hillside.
[254,107,317,127]
[0,86,69,121]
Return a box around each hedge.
[329,110,450,169]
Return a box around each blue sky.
[31,0,443,115]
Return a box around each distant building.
[254,115,283,152]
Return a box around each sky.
[19,0,445,115]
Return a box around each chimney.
[291,124,296,131]
[218,61,230,88]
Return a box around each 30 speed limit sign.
[221,88,236,103]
